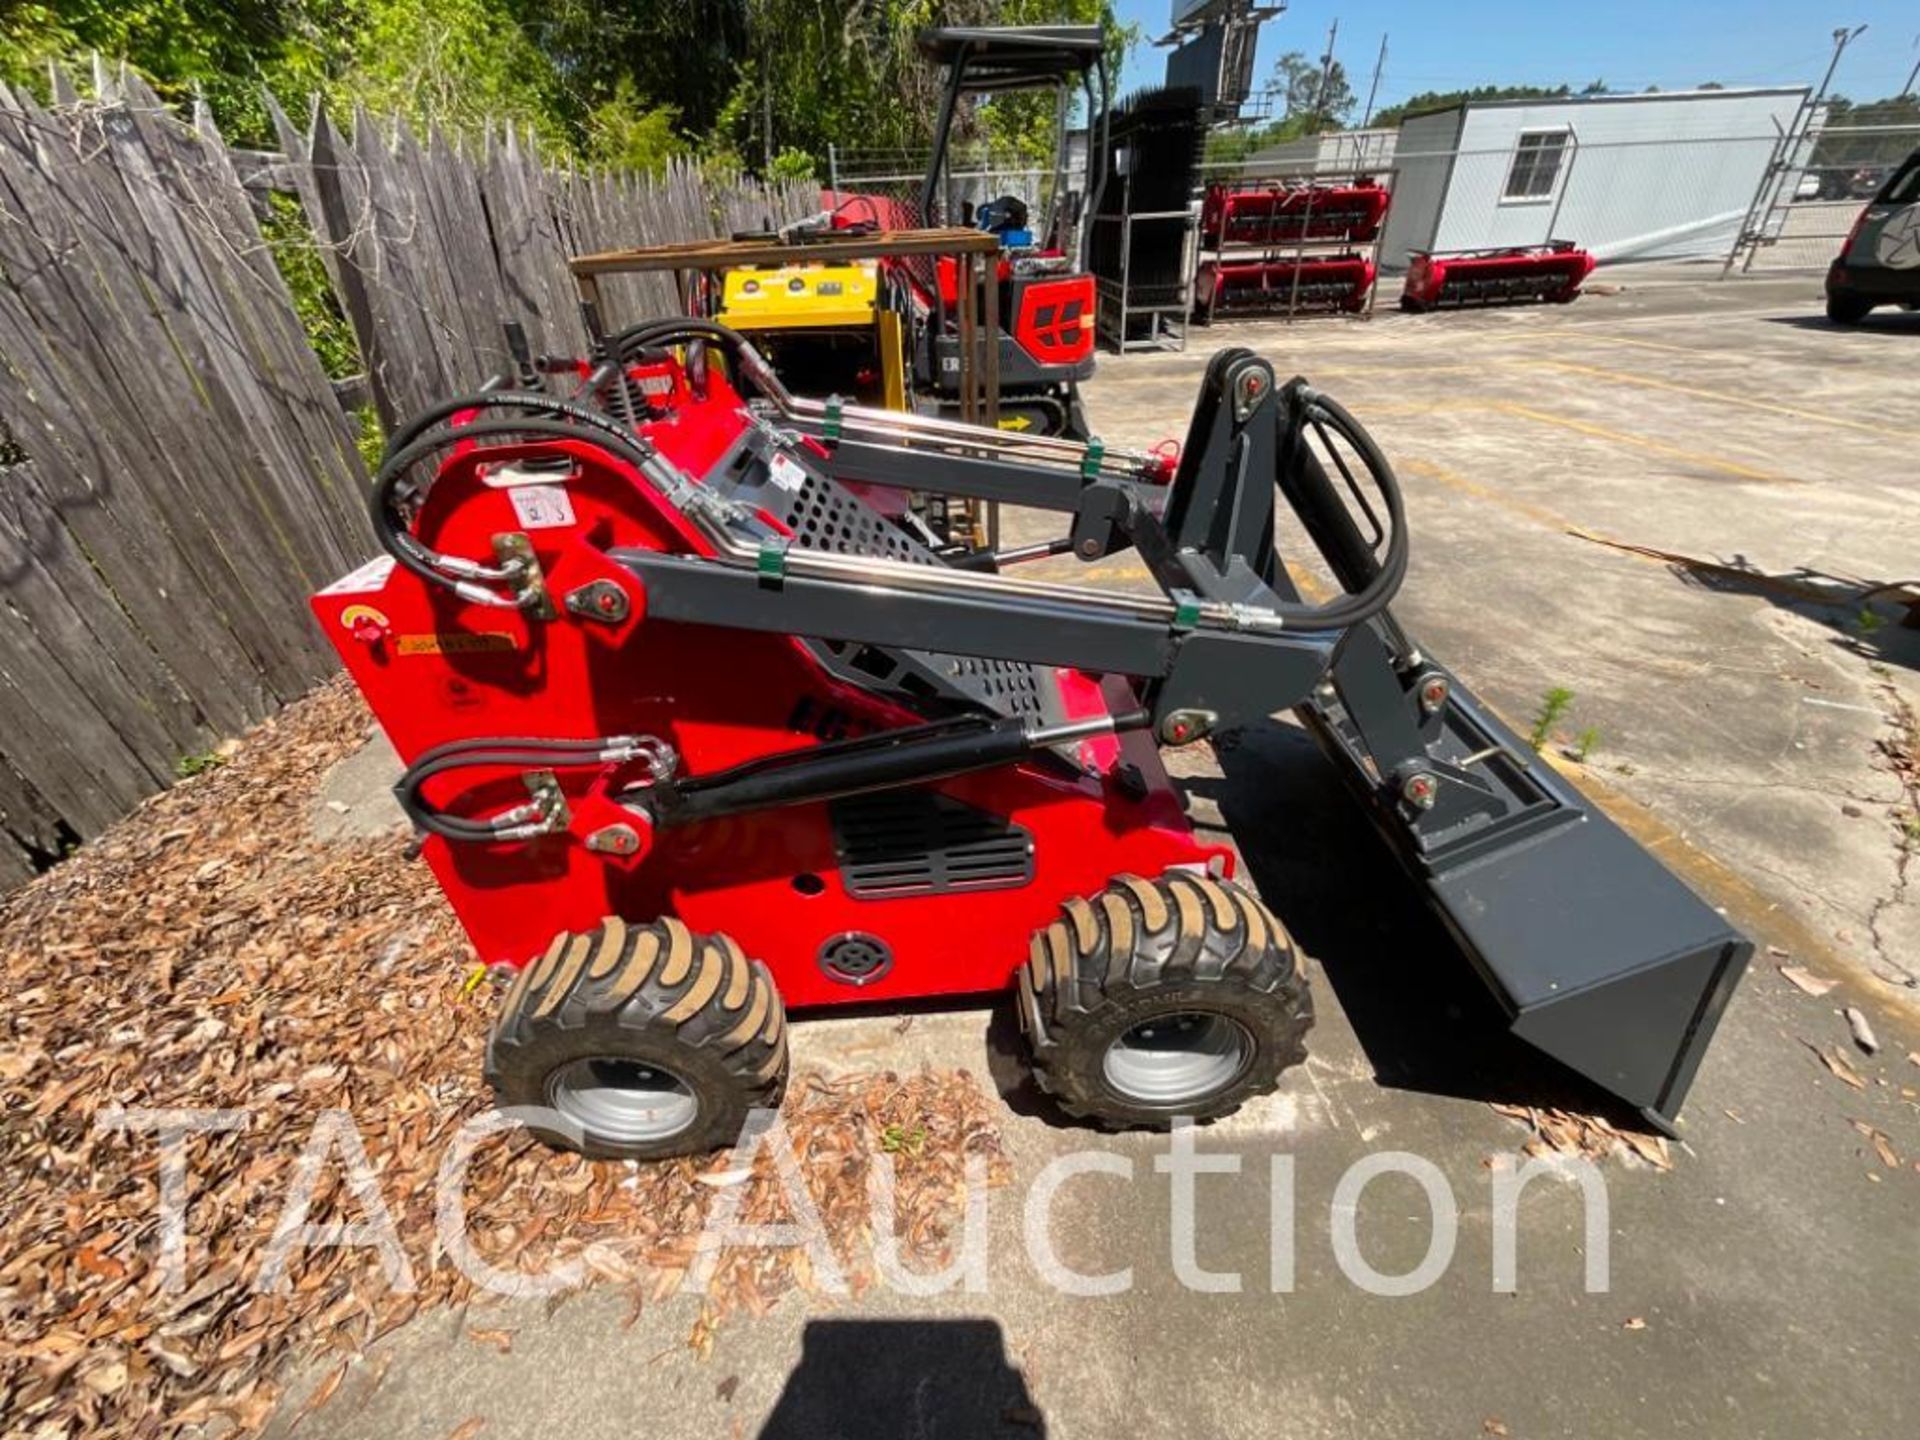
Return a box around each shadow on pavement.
[1199,718,1643,1126]
[758,1318,1044,1439]
[1765,310,1920,334]
[984,716,1643,1131]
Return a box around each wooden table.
[568,228,1004,429]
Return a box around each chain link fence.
[1735,123,1920,272]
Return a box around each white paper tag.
[319,555,396,595]
[768,452,808,493]
[481,462,576,489]
[508,484,576,530]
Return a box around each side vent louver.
[831,792,1034,898]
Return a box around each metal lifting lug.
[1233,363,1275,422]
[1398,769,1440,811]
[1159,709,1216,746]
[585,824,642,856]
[564,579,631,625]
[1414,671,1451,715]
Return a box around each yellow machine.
[712,260,909,412]
[716,261,877,329]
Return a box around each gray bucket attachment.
[1298,622,1750,1132]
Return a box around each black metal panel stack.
[1088,86,1207,351]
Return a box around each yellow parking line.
[1529,330,1709,357]
[1355,401,1789,483]
[1491,402,1791,483]
[1532,359,1920,441]
[1398,456,1579,533]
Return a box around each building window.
[1503,130,1569,202]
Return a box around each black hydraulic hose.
[382,387,645,464]
[1267,388,1410,633]
[605,318,789,402]
[609,317,743,361]
[398,739,659,842]
[370,416,658,598]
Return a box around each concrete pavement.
[284,272,1920,1440]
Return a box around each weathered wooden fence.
[0,70,374,886]
[0,75,810,887]
[267,98,813,428]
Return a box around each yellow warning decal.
[395,632,520,655]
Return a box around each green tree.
[584,78,685,175]
[0,1,352,143]
[1369,82,1576,130]
[1263,49,1355,131]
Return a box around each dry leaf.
[1622,1317,1647,1331]
[1622,1132,1673,1172]
[1778,965,1837,997]
[1483,1422,1511,1438]
[1850,1120,1901,1169]
[1815,1045,1868,1090]
[467,1328,515,1355]
[82,1359,130,1396]
[0,678,1014,1440]
[447,1419,487,1440]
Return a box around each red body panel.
[1010,274,1096,367]
[314,371,1226,1010]
[1201,181,1391,247]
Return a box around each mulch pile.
[0,678,1010,1437]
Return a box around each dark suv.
[1826,149,1920,324]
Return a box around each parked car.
[1795,171,1823,202]
[1826,149,1920,324]
[1849,165,1891,199]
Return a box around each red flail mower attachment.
[315,318,1749,1159]
[1400,242,1597,312]
[1195,255,1377,322]
[1200,179,1391,248]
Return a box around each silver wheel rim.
[548,1057,698,1144]
[1101,1012,1253,1105]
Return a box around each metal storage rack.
[1191,164,1392,324]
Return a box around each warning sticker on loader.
[508,484,576,529]
[767,452,808,493]
[395,632,520,656]
[318,555,395,596]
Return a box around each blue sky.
[1113,1,1920,115]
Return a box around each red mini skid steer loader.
[316,319,1749,1158]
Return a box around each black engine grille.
[831,791,1034,898]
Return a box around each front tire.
[1017,873,1312,1128]
[1827,293,1874,324]
[486,917,788,1159]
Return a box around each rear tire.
[486,917,788,1159]
[1017,872,1312,1128]
[1827,293,1874,324]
